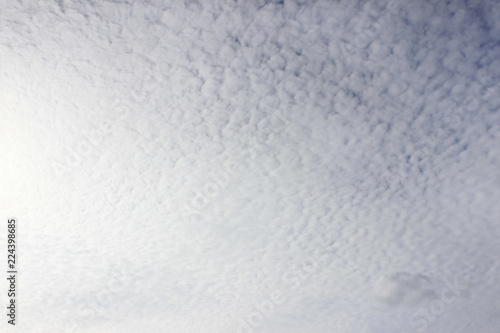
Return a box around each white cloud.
[1,0,499,332]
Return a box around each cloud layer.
[1,0,499,332]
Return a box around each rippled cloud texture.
[1,0,499,332]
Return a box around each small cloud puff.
[372,271,437,308]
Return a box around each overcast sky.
[1,0,500,332]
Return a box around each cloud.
[1,0,499,332]
[373,272,437,308]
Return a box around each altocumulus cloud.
[0,0,499,332]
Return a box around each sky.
[1,0,500,332]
